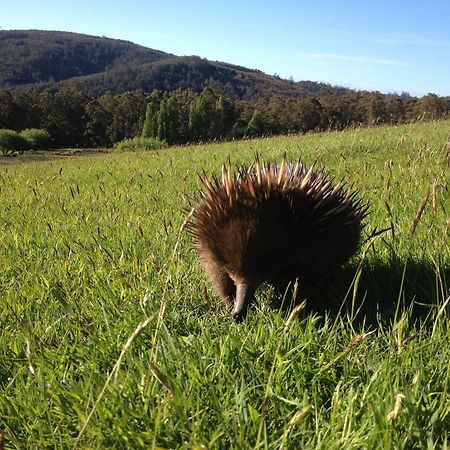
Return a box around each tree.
[386,97,407,124]
[30,88,90,147]
[84,99,113,147]
[170,89,196,142]
[319,90,345,129]
[266,96,287,134]
[295,97,323,132]
[213,95,235,139]
[0,129,30,153]
[10,91,36,130]
[157,96,180,144]
[19,128,52,149]
[188,88,217,141]
[188,96,207,141]
[359,92,388,125]
[414,93,445,121]
[142,89,162,138]
[53,88,90,147]
[96,92,120,144]
[247,109,267,136]
[108,90,147,143]
[0,90,16,129]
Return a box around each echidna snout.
[233,284,255,322]
[188,157,368,321]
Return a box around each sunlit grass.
[1,121,449,448]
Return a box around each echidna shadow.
[188,157,369,322]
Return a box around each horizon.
[2,0,450,97]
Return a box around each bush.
[114,136,169,152]
[0,129,30,154]
[19,128,52,150]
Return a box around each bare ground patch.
[0,148,111,165]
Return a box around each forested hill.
[0,30,343,100]
[0,30,173,86]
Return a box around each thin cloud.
[299,53,403,65]
[371,35,450,47]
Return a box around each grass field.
[1,121,449,449]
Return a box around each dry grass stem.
[410,189,430,236]
[387,394,406,421]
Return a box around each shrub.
[19,128,52,150]
[0,129,30,154]
[114,136,169,152]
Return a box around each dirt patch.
[0,148,111,165]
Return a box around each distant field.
[1,121,449,449]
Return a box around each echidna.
[188,157,368,322]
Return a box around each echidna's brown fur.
[188,157,368,321]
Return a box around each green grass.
[1,121,449,449]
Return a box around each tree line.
[0,87,449,149]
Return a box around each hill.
[0,30,344,100]
[0,30,173,85]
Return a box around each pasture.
[1,121,449,449]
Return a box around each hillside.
[0,30,343,99]
[0,30,173,85]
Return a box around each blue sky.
[2,0,450,96]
